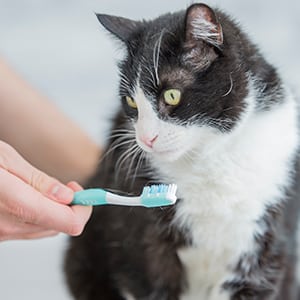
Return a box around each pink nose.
[141,135,158,148]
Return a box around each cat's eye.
[126,96,137,109]
[164,89,181,106]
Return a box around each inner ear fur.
[183,4,223,70]
[185,3,223,48]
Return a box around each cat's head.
[97,3,252,162]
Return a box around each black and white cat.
[65,3,300,299]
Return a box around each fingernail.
[51,184,74,202]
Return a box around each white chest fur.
[151,92,299,299]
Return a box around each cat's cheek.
[152,148,187,162]
[154,137,195,162]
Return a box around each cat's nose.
[142,135,158,148]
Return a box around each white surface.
[0,0,299,299]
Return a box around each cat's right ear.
[96,14,141,43]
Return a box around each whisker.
[100,139,135,165]
[110,128,135,134]
[109,139,135,153]
[109,128,135,138]
[134,150,146,179]
[118,72,134,95]
[140,56,157,88]
[125,146,144,184]
[153,29,165,87]
[108,132,135,141]
[115,143,139,177]
[222,73,234,97]
[99,128,136,163]
[144,66,156,87]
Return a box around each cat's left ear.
[96,13,142,43]
[184,3,223,48]
[183,4,223,70]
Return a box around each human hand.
[0,141,92,241]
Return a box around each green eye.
[164,89,181,106]
[126,96,137,109]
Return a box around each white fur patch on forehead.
[133,84,156,118]
[132,83,160,138]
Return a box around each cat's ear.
[183,4,223,70]
[184,3,223,48]
[96,14,141,42]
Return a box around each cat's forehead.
[128,14,183,58]
[127,31,191,90]
[157,67,194,87]
[137,62,195,96]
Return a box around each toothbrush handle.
[72,189,107,206]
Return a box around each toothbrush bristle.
[142,184,177,204]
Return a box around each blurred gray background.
[0,0,299,299]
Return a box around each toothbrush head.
[140,184,178,208]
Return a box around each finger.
[67,181,92,235]
[0,169,92,235]
[0,141,74,204]
[67,181,83,192]
[2,229,59,241]
[14,230,59,240]
[0,213,58,241]
[68,204,92,235]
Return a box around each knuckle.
[4,200,25,221]
[30,169,45,190]
[23,211,40,225]
[5,199,39,225]
[30,169,57,196]
[13,205,27,221]
[30,169,56,195]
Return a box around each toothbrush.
[71,184,177,208]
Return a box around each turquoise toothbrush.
[71,184,177,208]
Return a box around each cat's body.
[65,4,300,299]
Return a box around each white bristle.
[166,184,178,203]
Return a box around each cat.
[65,3,300,300]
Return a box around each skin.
[0,58,99,241]
[0,58,100,184]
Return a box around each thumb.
[0,141,74,204]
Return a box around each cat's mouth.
[135,125,193,162]
[137,142,167,155]
[136,137,169,154]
